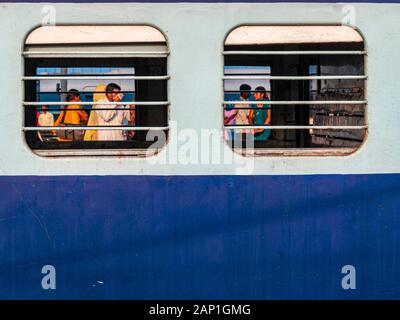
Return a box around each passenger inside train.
[224,84,272,143]
[223,26,367,152]
[25,25,366,155]
[53,89,88,141]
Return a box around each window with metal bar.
[223,26,367,156]
[23,26,169,156]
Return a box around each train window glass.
[223,26,367,156]
[23,26,169,156]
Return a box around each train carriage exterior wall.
[0,1,399,299]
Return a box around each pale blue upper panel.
[0,3,399,175]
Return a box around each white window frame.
[23,25,170,157]
[223,25,367,157]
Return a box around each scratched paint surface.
[0,174,399,299]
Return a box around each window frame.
[222,25,368,157]
[22,25,170,158]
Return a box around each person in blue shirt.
[249,86,271,141]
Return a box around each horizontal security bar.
[38,91,136,94]
[225,125,368,130]
[36,108,138,111]
[223,75,367,80]
[34,149,161,157]
[224,107,271,110]
[23,51,170,58]
[223,100,367,105]
[23,75,170,80]
[24,126,169,131]
[24,101,169,106]
[225,90,271,93]
[223,50,366,55]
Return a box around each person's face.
[72,95,81,102]
[254,92,265,101]
[241,91,250,99]
[42,106,48,113]
[106,89,121,102]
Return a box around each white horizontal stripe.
[24,126,169,131]
[23,101,169,106]
[223,100,367,105]
[23,75,170,80]
[23,51,169,58]
[225,125,368,130]
[223,50,366,55]
[33,149,159,157]
[223,75,367,80]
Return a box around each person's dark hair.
[239,84,251,93]
[106,83,121,93]
[255,86,266,94]
[66,89,80,102]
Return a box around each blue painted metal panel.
[0,174,399,299]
